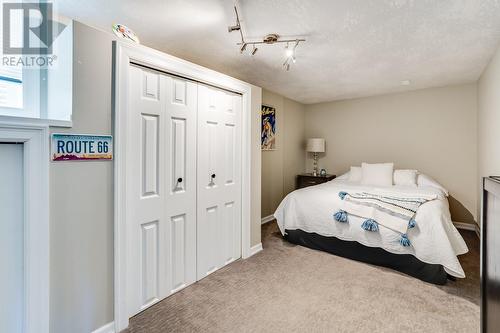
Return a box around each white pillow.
[417,174,449,196]
[348,166,362,182]
[361,162,394,187]
[393,169,418,187]
[336,172,350,180]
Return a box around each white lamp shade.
[306,138,325,153]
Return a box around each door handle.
[209,173,216,186]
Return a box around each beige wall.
[305,84,478,224]
[50,22,115,333]
[261,89,305,218]
[478,43,500,220]
[261,90,284,218]
[283,98,306,195]
[49,22,262,333]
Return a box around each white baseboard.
[91,322,114,333]
[249,243,263,256]
[261,215,275,224]
[453,221,480,238]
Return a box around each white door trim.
[113,41,253,331]
[0,121,49,333]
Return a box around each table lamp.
[306,138,325,176]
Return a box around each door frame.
[0,120,49,333]
[113,41,254,331]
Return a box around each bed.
[274,173,468,284]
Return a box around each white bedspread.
[274,179,469,278]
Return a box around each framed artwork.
[261,105,276,150]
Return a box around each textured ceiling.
[56,0,500,104]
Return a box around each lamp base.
[313,153,318,176]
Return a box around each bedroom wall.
[478,43,500,221]
[261,90,306,218]
[49,21,263,333]
[304,84,478,224]
[261,90,284,218]
[283,98,307,195]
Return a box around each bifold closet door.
[197,84,242,280]
[127,65,197,316]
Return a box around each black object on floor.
[284,229,448,285]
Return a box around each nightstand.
[297,173,336,189]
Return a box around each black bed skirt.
[284,229,448,285]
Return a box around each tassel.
[408,219,416,228]
[400,234,411,247]
[334,210,348,223]
[338,191,348,200]
[361,219,379,232]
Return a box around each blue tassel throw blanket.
[334,190,437,246]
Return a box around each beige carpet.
[124,222,479,333]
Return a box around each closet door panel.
[170,118,186,193]
[170,214,187,292]
[198,205,220,276]
[164,77,197,294]
[127,67,198,317]
[197,85,222,279]
[222,93,242,262]
[221,201,237,266]
[127,66,168,316]
[197,85,242,279]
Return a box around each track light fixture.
[227,4,306,70]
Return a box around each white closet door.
[127,65,167,316]
[197,84,242,280]
[127,66,197,316]
[164,76,197,293]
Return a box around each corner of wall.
[251,85,262,246]
[477,42,500,224]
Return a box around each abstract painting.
[261,105,276,150]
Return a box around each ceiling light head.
[285,47,294,58]
[240,43,247,53]
[228,24,240,33]
[251,46,258,56]
[283,58,291,71]
[228,5,242,33]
